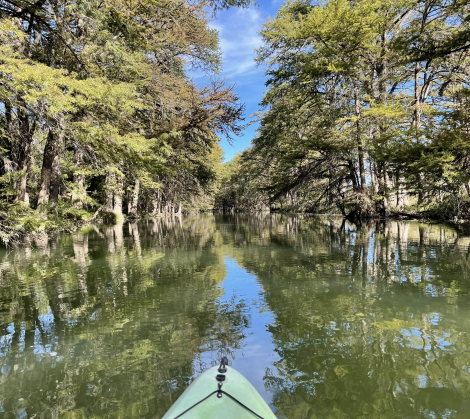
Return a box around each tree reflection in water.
[1,214,470,418]
[221,214,470,418]
[0,217,248,418]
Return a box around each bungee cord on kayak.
[170,390,219,419]
[170,390,268,419]
[166,359,271,419]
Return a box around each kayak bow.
[162,358,277,419]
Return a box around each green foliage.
[0,0,248,242]
[217,0,470,220]
[57,200,93,221]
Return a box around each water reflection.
[0,217,249,418]
[0,215,470,418]
[222,215,470,418]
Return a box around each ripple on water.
[0,215,470,418]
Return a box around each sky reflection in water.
[1,214,470,418]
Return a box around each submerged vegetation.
[216,0,470,221]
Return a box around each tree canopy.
[0,0,247,243]
[3,0,470,244]
[216,0,470,221]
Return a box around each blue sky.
[191,1,284,162]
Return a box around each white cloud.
[209,7,264,79]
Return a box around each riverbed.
[1,214,470,418]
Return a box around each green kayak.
[162,359,277,419]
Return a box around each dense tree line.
[0,0,251,243]
[216,0,470,221]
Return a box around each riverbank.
[1,202,187,246]
[0,202,92,246]
[5,203,470,247]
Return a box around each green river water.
[1,214,470,418]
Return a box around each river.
[1,214,470,418]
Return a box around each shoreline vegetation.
[3,207,469,248]
[0,0,253,245]
[214,0,470,224]
[2,0,470,245]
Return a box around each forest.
[1,0,470,245]
[215,0,470,221]
[0,0,251,244]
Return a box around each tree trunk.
[16,160,30,205]
[358,149,366,192]
[414,62,422,128]
[15,111,33,205]
[49,153,60,213]
[396,169,408,211]
[328,168,334,206]
[354,86,366,192]
[5,103,14,143]
[105,170,114,211]
[348,161,358,191]
[113,164,124,220]
[4,103,16,177]
[413,63,425,205]
[370,159,378,194]
[37,130,61,209]
[128,179,139,217]
[113,183,123,215]
[71,147,85,209]
[151,191,161,216]
[382,170,390,215]
[376,163,390,217]
[155,189,162,215]
[337,178,348,216]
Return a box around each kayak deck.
[162,365,277,419]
